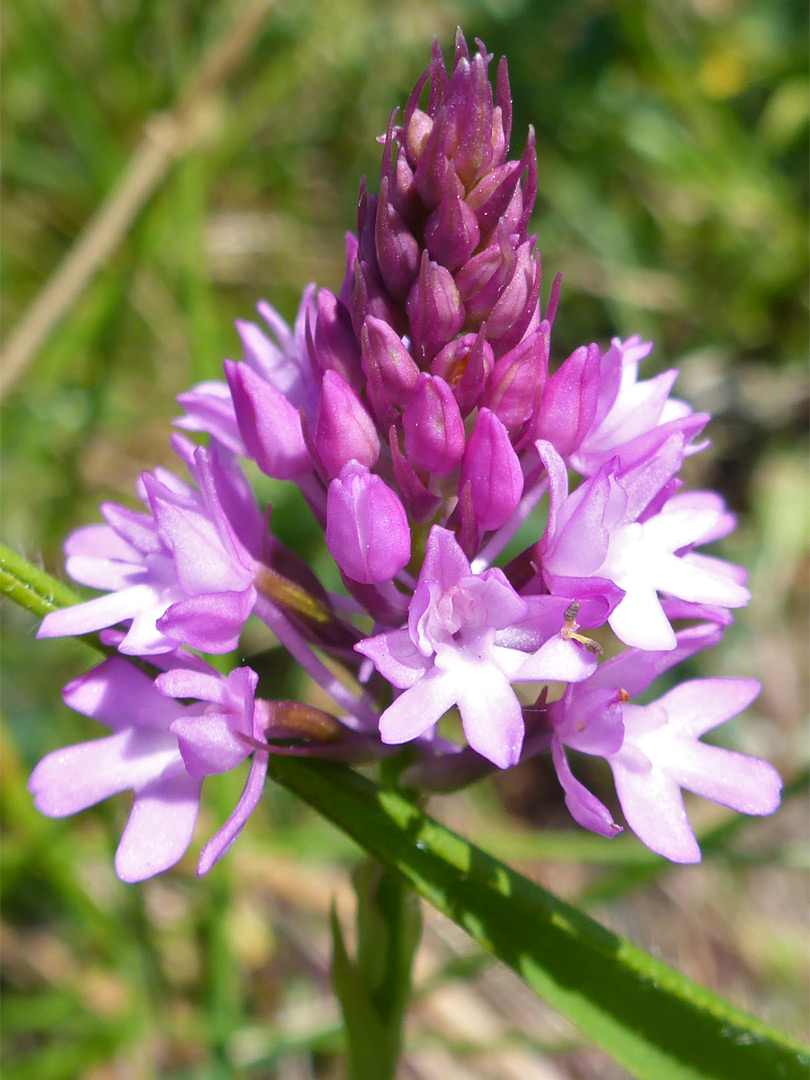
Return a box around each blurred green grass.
[2,1,808,1076]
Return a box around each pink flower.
[38,445,264,655]
[29,655,267,882]
[545,623,782,860]
[357,527,601,768]
[608,679,782,862]
[536,440,749,650]
[569,336,708,476]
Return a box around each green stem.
[331,859,421,1080]
[0,545,156,672]
[1,544,83,618]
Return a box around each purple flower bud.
[533,342,601,457]
[314,370,380,478]
[224,360,311,479]
[351,258,403,340]
[430,329,494,415]
[406,252,465,365]
[440,50,474,160]
[455,225,515,321]
[325,462,411,584]
[311,289,363,392]
[404,108,433,168]
[466,160,522,232]
[338,232,359,307]
[495,55,512,153]
[412,108,453,210]
[485,323,550,434]
[389,426,442,521]
[375,176,420,301]
[459,407,523,533]
[453,29,471,62]
[356,181,378,267]
[360,316,419,428]
[424,165,481,272]
[392,146,420,223]
[516,132,538,240]
[446,52,495,187]
[485,240,538,347]
[402,373,466,477]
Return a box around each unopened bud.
[224,360,311,479]
[314,370,379,478]
[311,289,363,392]
[430,329,494,415]
[326,462,411,583]
[459,407,523,533]
[402,372,466,477]
[406,252,465,365]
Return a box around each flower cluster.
[34,32,780,880]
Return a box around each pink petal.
[471,568,528,630]
[379,668,458,744]
[170,711,251,777]
[420,526,472,593]
[516,636,598,683]
[100,503,163,554]
[115,763,202,882]
[29,728,180,817]
[175,382,244,455]
[654,678,761,737]
[37,584,159,640]
[534,439,569,539]
[152,498,252,597]
[64,523,141,562]
[683,551,749,587]
[608,587,676,651]
[549,469,612,576]
[156,669,235,707]
[555,688,625,756]
[609,747,700,863]
[587,369,678,452]
[551,738,621,838]
[355,628,432,689]
[653,551,750,608]
[157,589,255,653]
[197,751,268,875]
[455,667,524,769]
[665,740,782,816]
[119,605,182,655]
[63,657,177,731]
[65,555,144,592]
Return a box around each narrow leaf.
[265,755,809,1080]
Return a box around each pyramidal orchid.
[30,31,780,882]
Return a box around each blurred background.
[2,1,808,1077]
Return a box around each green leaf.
[265,755,809,1080]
